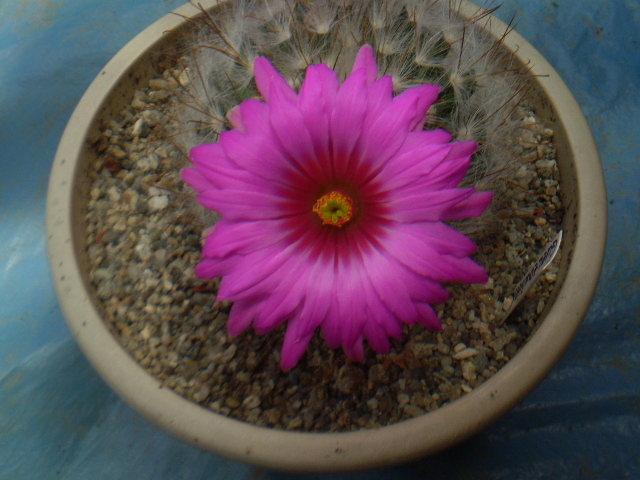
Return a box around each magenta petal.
[219,130,311,188]
[415,303,443,332]
[387,188,476,223]
[197,189,289,221]
[254,57,297,103]
[227,299,259,336]
[361,75,394,125]
[194,257,241,279]
[370,130,453,187]
[401,222,478,256]
[203,219,289,258]
[360,273,404,339]
[252,257,310,333]
[356,86,441,169]
[362,319,391,354]
[406,128,453,146]
[351,45,378,84]
[298,64,339,166]
[254,287,299,334]
[420,158,472,190]
[343,337,366,363]
[390,84,441,130]
[383,225,487,284]
[181,168,213,193]
[330,68,369,170]
[361,249,419,324]
[321,299,342,349]
[444,140,477,161]
[444,257,489,284]
[217,245,292,300]
[334,258,365,349]
[444,190,494,220]
[281,319,315,370]
[269,86,325,181]
[416,141,477,189]
[192,153,283,191]
[237,99,271,136]
[190,143,231,168]
[376,146,453,191]
[295,261,333,331]
[227,105,246,132]
[299,63,339,109]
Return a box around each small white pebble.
[535,159,556,170]
[148,195,169,211]
[453,343,467,353]
[397,393,410,405]
[107,186,121,202]
[452,348,480,360]
[135,242,152,262]
[148,78,168,90]
[241,394,261,410]
[113,221,127,232]
[221,344,237,362]
[132,118,145,136]
[140,325,153,340]
[462,362,477,382]
[502,297,513,312]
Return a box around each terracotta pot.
[46,0,607,473]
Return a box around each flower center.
[313,190,354,227]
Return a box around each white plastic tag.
[500,230,563,324]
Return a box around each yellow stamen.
[313,190,354,227]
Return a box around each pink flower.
[182,46,492,370]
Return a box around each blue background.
[1,0,639,478]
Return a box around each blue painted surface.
[1,0,638,478]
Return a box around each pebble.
[132,118,150,137]
[336,364,365,395]
[242,394,261,410]
[397,393,410,404]
[149,78,169,90]
[107,186,122,202]
[138,154,159,171]
[453,343,467,353]
[452,347,481,360]
[148,195,169,211]
[141,109,162,127]
[472,353,489,372]
[221,344,237,363]
[461,362,477,382]
[403,405,425,418]
[502,297,513,312]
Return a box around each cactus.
[171,0,532,240]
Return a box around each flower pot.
[46,0,606,473]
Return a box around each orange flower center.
[313,190,354,227]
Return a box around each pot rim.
[46,0,607,473]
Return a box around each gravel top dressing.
[86,70,563,432]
